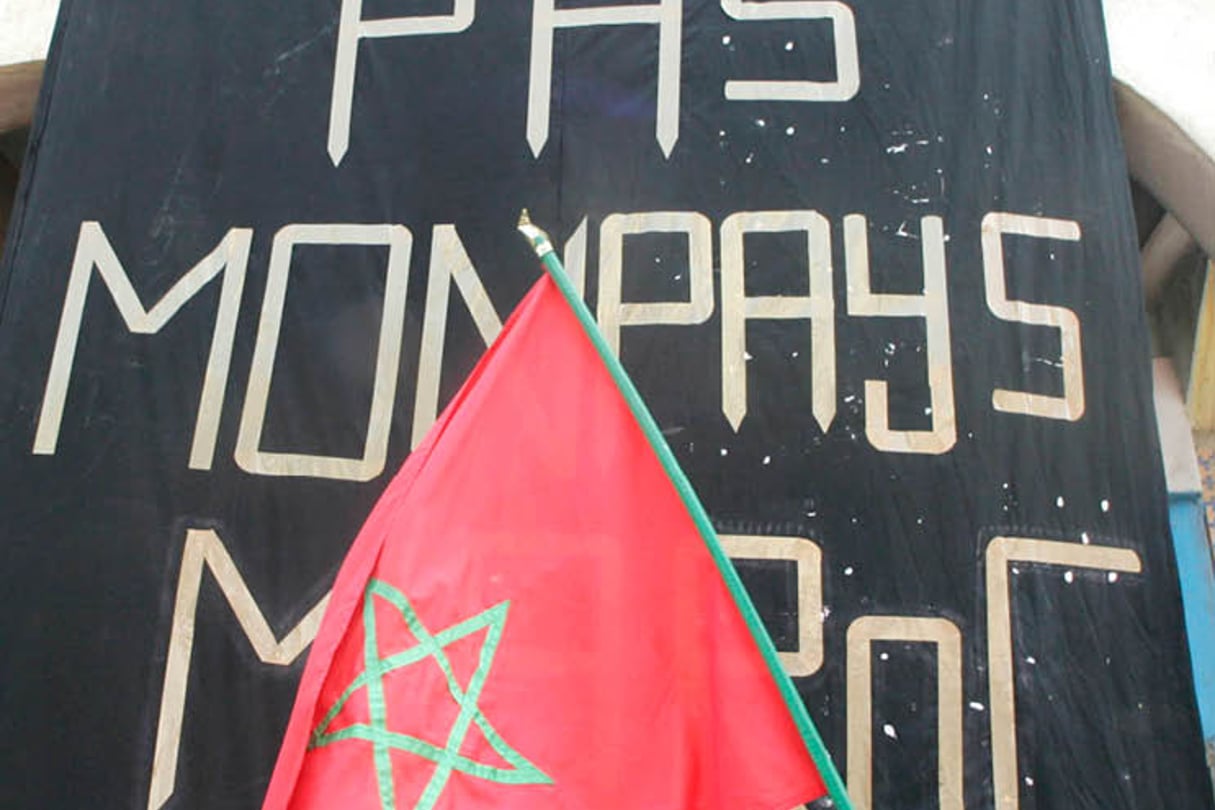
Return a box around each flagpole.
[518,211,854,810]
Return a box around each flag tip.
[517,208,554,259]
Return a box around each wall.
[0,0,60,68]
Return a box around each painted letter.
[529,0,682,157]
[981,212,1084,421]
[722,0,859,102]
[720,210,835,432]
[235,224,412,481]
[33,222,251,470]
[844,214,956,454]
[329,0,475,164]
[597,212,713,358]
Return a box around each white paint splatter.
[880,652,890,661]
[1025,777,1035,787]
[1056,495,1065,508]
[1026,656,1037,664]
[785,125,796,136]
[969,701,986,711]
[720,448,729,457]
[844,566,854,576]
[762,455,771,465]
[721,35,732,45]
[886,143,910,154]
[755,118,766,128]
[1101,499,1111,513]
[785,40,795,51]
[882,724,898,740]
[1108,572,1119,583]
[1081,532,1091,544]
[1064,570,1075,584]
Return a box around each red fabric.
[262,276,828,810]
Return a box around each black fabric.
[0,2,1210,808]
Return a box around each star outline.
[309,579,552,810]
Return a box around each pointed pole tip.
[517,209,554,259]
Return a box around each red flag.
[263,247,846,809]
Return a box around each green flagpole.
[517,210,854,810]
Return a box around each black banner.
[1,1,1210,808]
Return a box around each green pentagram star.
[308,579,552,810]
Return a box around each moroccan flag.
[262,219,850,810]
